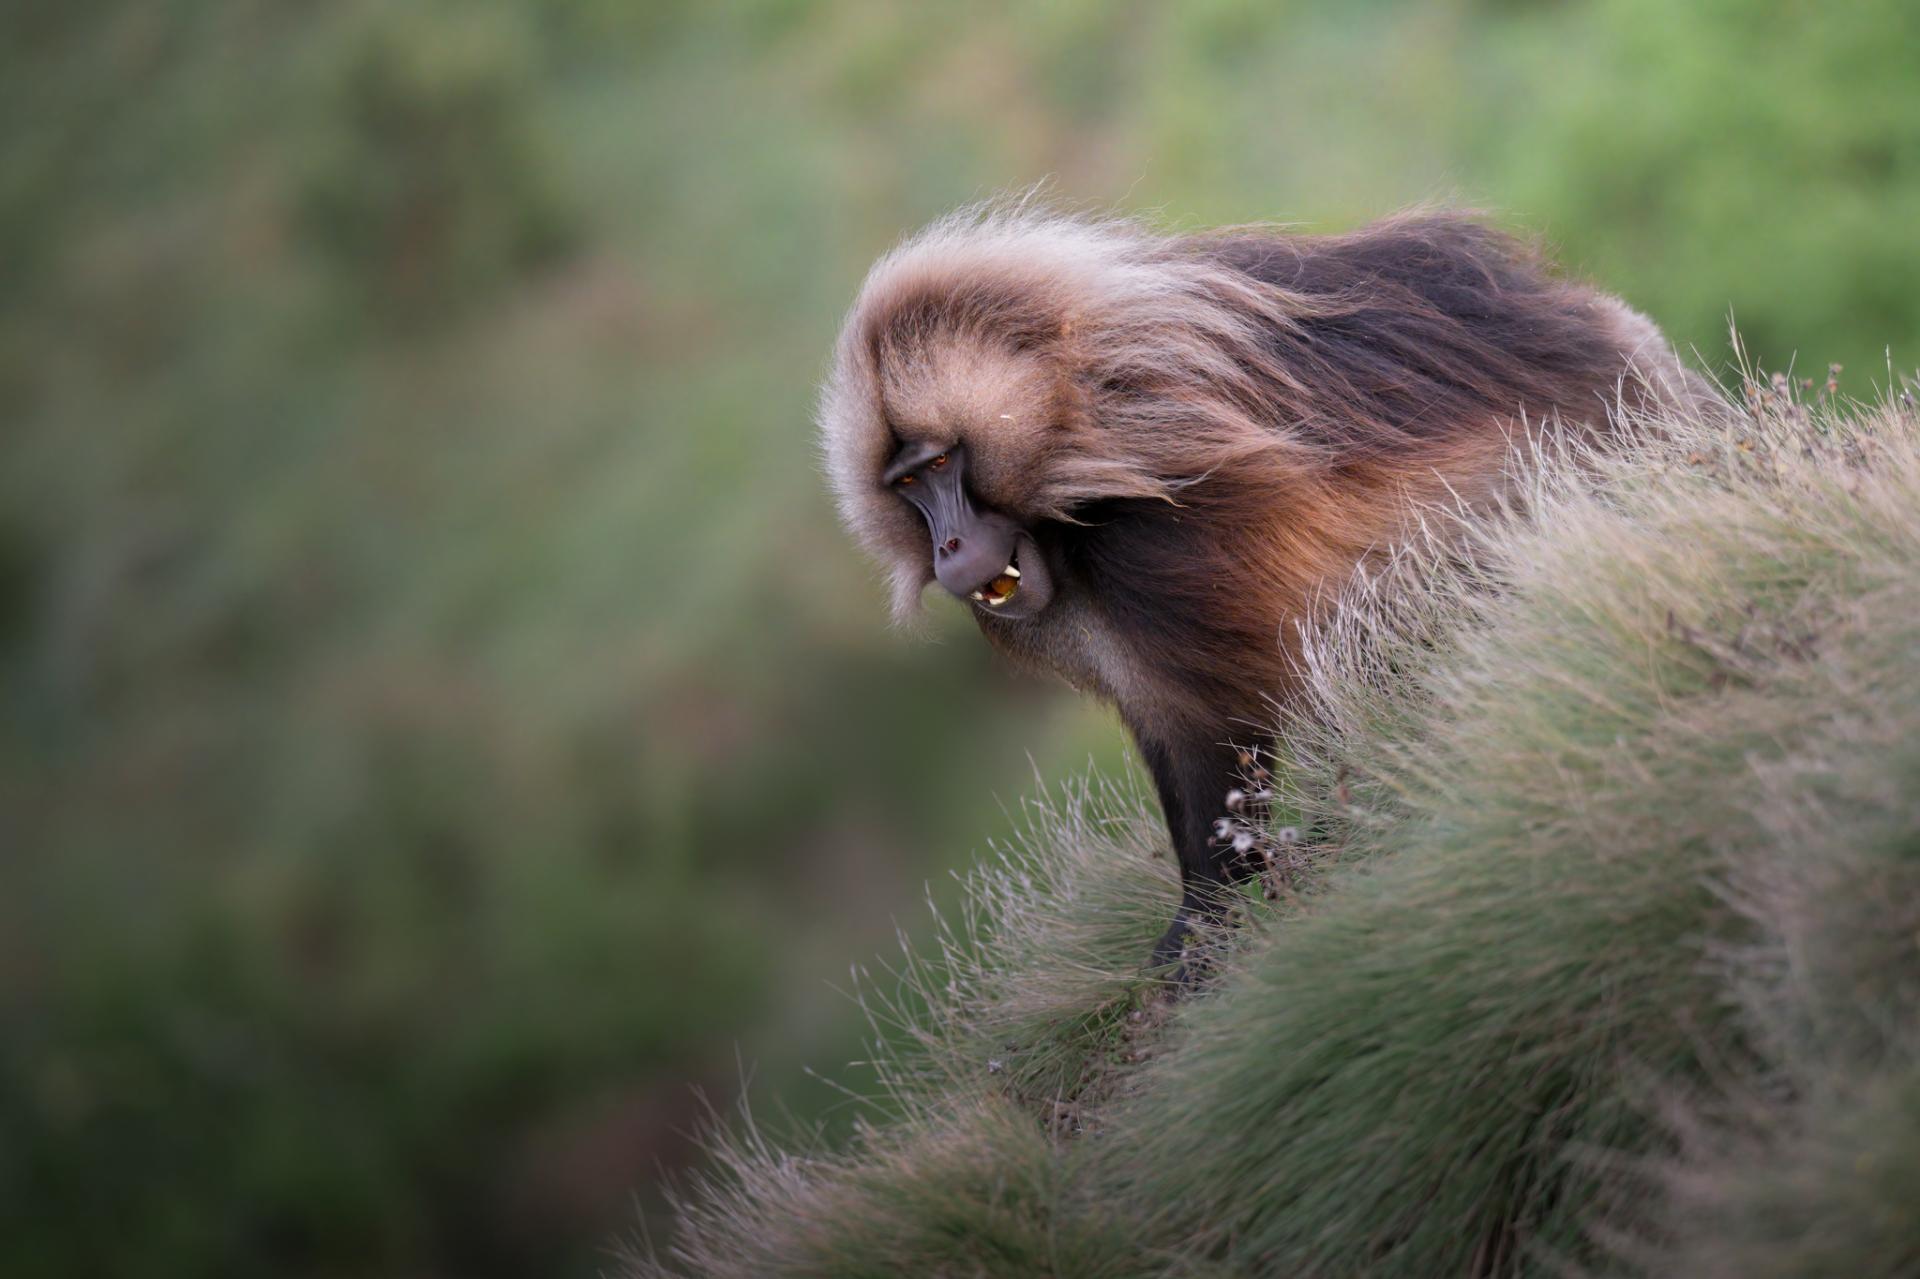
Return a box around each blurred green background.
[3,2,1916,1275]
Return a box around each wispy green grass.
[638,375,1920,1277]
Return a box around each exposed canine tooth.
[1003,563,1021,579]
[970,590,987,601]
[985,594,1008,607]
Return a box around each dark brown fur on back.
[1041,217,1674,733]
[1201,219,1655,456]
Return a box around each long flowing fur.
[820,199,1716,739]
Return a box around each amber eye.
[930,453,949,470]
[896,474,915,487]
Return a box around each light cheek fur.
[819,332,964,622]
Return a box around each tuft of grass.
[865,771,1183,1117]
[636,367,1920,1278]
[635,774,1246,1278]
[1108,371,1920,1274]
[636,1095,1115,1279]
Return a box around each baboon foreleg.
[1136,727,1248,977]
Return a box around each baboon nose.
[929,506,1020,601]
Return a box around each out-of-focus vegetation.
[2,2,1915,1276]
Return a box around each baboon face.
[868,338,1064,621]
[881,441,1053,618]
[827,305,1083,624]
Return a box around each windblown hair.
[821,199,1711,737]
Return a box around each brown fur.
[819,199,1719,963]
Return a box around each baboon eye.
[896,474,916,487]
[930,453,949,470]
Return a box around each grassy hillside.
[639,375,1920,1278]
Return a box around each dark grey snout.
[889,442,1049,616]
[933,513,1020,598]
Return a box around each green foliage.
[6,1,1920,1276]
[295,5,574,323]
[644,388,1920,1276]
[1489,0,1920,384]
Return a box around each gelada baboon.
[820,200,1710,972]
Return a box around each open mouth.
[968,549,1022,608]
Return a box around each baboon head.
[817,209,1244,628]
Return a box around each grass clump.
[638,776,1238,1278]
[639,370,1920,1278]
[647,1096,1112,1279]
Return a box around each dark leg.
[1134,726,1248,973]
